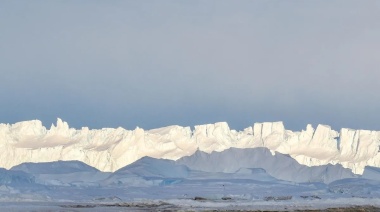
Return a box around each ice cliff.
[0,119,379,174]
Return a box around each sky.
[1,1,380,131]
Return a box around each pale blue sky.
[1,1,379,131]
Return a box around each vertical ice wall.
[0,119,378,173]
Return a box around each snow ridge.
[176,148,357,183]
[0,119,379,173]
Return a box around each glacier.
[1,155,379,211]
[0,118,379,174]
[176,148,357,183]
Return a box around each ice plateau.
[0,118,379,174]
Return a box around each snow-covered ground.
[0,177,379,211]
[0,148,379,211]
[0,120,379,211]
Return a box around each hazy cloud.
[1,1,379,130]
